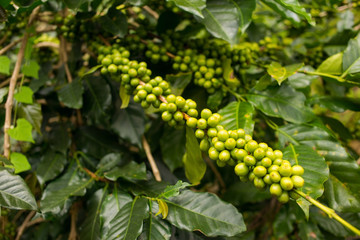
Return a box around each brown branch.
[68,202,80,240]
[204,156,226,191]
[34,41,59,49]
[83,168,109,182]
[0,35,8,46]
[59,36,72,83]
[142,136,161,181]
[15,211,36,240]
[0,38,23,56]
[143,6,159,19]
[3,6,40,159]
[0,74,24,88]
[99,35,111,47]
[25,217,45,228]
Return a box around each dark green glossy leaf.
[36,150,67,186]
[298,220,324,240]
[104,161,147,182]
[183,127,206,185]
[160,126,185,172]
[48,124,70,155]
[105,197,149,240]
[57,80,84,109]
[14,86,33,104]
[207,90,223,110]
[40,179,93,213]
[17,103,42,133]
[158,180,191,199]
[80,188,108,240]
[166,72,192,96]
[342,32,360,76]
[247,85,314,124]
[167,0,205,18]
[166,190,246,237]
[273,207,296,238]
[308,96,360,112]
[280,124,360,211]
[283,145,329,217]
[63,0,88,9]
[8,118,34,143]
[111,101,145,147]
[222,182,271,206]
[310,208,351,237]
[0,170,37,210]
[101,191,133,236]
[218,101,255,135]
[139,215,171,240]
[98,12,128,38]
[288,66,318,89]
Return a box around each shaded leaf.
[8,118,34,143]
[57,80,84,109]
[105,197,149,240]
[218,101,255,135]
[298,220,324,240]
[166,72,192,96]
[48,124,70,155]
[288,66,317,89]
[17,103,42,133]
[104,161,147,182]
[309,96,360,112]
[62,0,88,9]
[80,188,108,240]
[0,170,37,210]
[166,190,246,237]
[36,150,67,186]
[97,153,124,172]
[139,215,171,240]
[183,127,206,185]
[160,126,185,172]
[40,179,93,213]
[247,85,314,124]
[0,87,8,103]
[98,11,128,38]
[14,86,33,104]
[10,152,31,174]
[310,208,351,237]
[111,101,145,147]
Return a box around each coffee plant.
[0,0,360,239]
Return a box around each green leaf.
[48,124,71,155]
[97,153,124,172]
[288,66,318,89]
[120,85,130,109]
[139,215,171,240]
[14,86,33,104]
[310,208,351,237]
[267,62,303,85]
[40,179,93,213]
[104,161,147,182]
[22,60,40,79]
[218,101,255,135]
[98,11,128,38]
[222,182,271,206]
[207,90,223,109]
[342,33,360,78]
[283,145,329,217]
[81,65,102,78]
[166,72,192,96]
[158,180,191,199]
[160,127,185,172]
[273,0,314,25]
[273,207,296,238]
[80,188,108,240]
[0,56,10,75]
[222,59,240,88]
[317,52,343,75]
[197,0,240,44]
[36,150,67,186]
[0,87,8,103]
[101,191,133,236]
[111,101,145,147]
[62,0,88,9]
[57,80,84,109]
[17,103,42,134]
[279,124,360,211]
[0,170,37,210]
[105,197,149,240]
[10,152,31,174]
[298,220,324,240]
[261,0,302,26]
[166,0,206,18]
[308,96,360,112]
[165,190,246,237]
[8,118,34,143]
[183,127,206,185]
[247,85,314,124]
[337,10,354,32]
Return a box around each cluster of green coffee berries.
[231,43,259,68]
[0,222,16,239]
[145,41,170,63]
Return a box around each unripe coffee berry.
[219,150,230,162]
[291,175,304,188]
[217,130,229,142]
[195,129,205,139]
[186,117,197,128]
[270,183,282,197]
[292,165,304,176]
[253,166,267,178]
[280,177,294,191]
[201,109,212,119]
[234,163,249,176]
[197,118,207,129]
[224,138,236,150]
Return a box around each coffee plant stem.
[222,85,245,101]
[142,136,162,181]
[293,189,360,236]
[299,70,360,86]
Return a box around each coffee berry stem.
[293,189,360,236]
